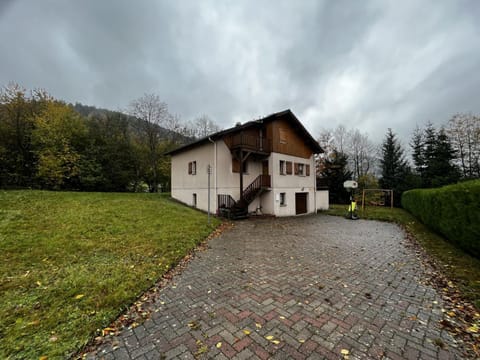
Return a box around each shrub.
[401,180,480,257]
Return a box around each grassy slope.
[326,205,480,308]
[0,190,220,359]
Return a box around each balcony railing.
[231,134,272,153]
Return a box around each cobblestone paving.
[87,215,463,359]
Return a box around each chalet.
[166,109,328,218]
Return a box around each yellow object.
[348,201,356,212]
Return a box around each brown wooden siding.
[266,118,313,158]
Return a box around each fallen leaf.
[265,335,274,340]
[279,316,286,320]
[216,342,222,348]
[102,327,116,336]
[28,320,40,326]
[341,349,350,355]
[299,339,305,343]
[467,325,478,333]
[74,294,84,300]
[447,311,456,317]
[272,339,280,345]
[49,336,58,342]
[187,321,201,330]
[255,323,262,329]
[242,329,251,335]
[36,281,42,286]
[39,356,48,360]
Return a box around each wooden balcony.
[231,134,272,154]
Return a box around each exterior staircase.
[217,175,271,220]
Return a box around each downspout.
[313,155,317,214]
[208,137,217,213]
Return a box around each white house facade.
[167,110,328,218]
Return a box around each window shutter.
[306,164,310,176]
[286,161,292,175]
[294,162,299,175]
[232,159,240,173]
[188,162,192,174]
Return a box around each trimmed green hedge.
[401,180,480,258]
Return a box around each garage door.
[295,193,308,215]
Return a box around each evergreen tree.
[379,129,408,206]
[319,149,352,204]
[410,126,424,176]
[429,128,460,187]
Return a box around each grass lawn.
[326,204,480,309]
[0,190,221,359]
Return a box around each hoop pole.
[391,190,393,209]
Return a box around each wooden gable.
[266,115,314,159]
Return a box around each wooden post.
[239,151,244,202]
[390,190,393,209]
[362,189,365,211]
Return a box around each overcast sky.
[1,0,479,145]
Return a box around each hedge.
[401,179,480,258]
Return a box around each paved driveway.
[88,215,462,359]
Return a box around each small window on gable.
[280,160,286,175]
[192,193,197,207]
[279,128,287,144]
[286,161,292,175]
[280,192,286,206]
[188,161,197,175]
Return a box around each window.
[192,193,197,207]
[188,161,197,175]
[280,160,286,175]
[294,163,308,176]
[286,161,292,175]
[280,192,286,206]
[279,128,287,144]
[295,162,305,176]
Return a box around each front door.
[262,160,269,176]
[295,193,307,215]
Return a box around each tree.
[81,111,140,191]
[429,128,460,187]
[447,113,480,179]
[410,123,459,188]
[318,149,352,204]
[410,125,425,178]
[193,115,221,138]
[129,94,169,192]
[32,101,87,189]
[347,129,376,180]
[379,128,409,206]
[0,83,50,186]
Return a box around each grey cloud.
[1,0,479,145]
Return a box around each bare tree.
[193,115,221,138]
[129,93,169,192]
[446,113,480,178]
[347,129,377,180]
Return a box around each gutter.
[208,137,217,212]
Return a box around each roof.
[165,109,323,155]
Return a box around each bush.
[401,180,480,258]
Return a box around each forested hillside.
[0,84,203,192]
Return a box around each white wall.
[171,140,320,217]
[171,142,216,212]
[270,152,316,216]
[316,190,329,210]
